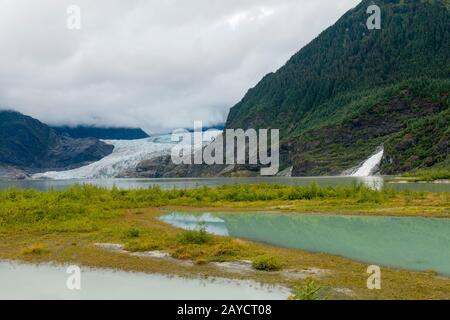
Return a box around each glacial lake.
[0,262,289,300]
[161,212,450,276]
[0,176,449,192]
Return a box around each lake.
[0,176,449,192]
[161,212,450,276]
[0,261,289,300]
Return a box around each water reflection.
[160,213,229,236]
[354,176,384,190]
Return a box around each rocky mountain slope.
[52,126,149,140]
[289,80,449,175]
[0,110,113,177]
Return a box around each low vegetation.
[252,255,284,272]
[125,228,141,239]
[176,227,212,245]
[403,168,450,182]
[0,183,447,236]
[289,279,323,300]
[21,244,49,255]
[0,183,448,300]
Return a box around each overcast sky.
[0,0,360,133]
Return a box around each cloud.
[0,0,360,133]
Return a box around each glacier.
[33,130,222,179]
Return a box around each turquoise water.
[160,213,230,236]
[161,212,450,276]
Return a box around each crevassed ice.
[33,130,222,180]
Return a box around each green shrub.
[252,255,284,271]
[126,228,140,238]
[289,279,323,300]
[177,226,212,245]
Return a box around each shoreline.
[0,184,449,299]
[161,204,450,219]
[387,179,450,184]
[1,206,449,300]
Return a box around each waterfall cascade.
[351,148,384,177]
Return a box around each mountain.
[225,0,450,176]
[52,126,149,140]
[0,110,114,174]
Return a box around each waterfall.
[351,148,384,177]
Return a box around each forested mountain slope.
[225,0,450,175]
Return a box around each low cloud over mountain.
[0,0,358,133]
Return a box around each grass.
[289,279,323,300]
[21,244,49,255]
[1,183,446,234]
[125,228,140,238]
[124,239,160,252]
[0,183,449,300]
[403,168,450,182]
[177,228,212,245]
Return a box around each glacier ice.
[33,130,222,179]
